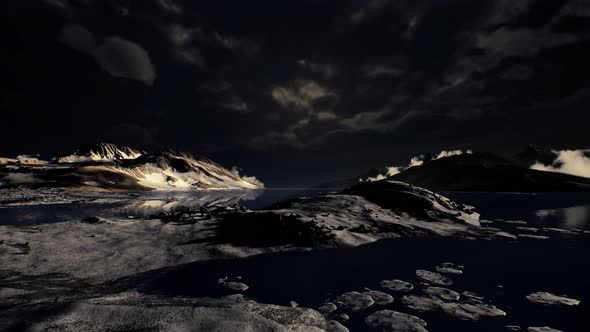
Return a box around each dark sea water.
[109,191,588,332]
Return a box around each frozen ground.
[1,181,589,331]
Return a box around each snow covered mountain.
[316,147,590,192]
[389,152,590,192]
[516,145,590,179]
[0,144,263,190]
[55,143,143,162]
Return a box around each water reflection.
[119,190,263,216]
[535,205,590,228]
[0,189,326,225]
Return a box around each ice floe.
[435,262,463,275]
[401,295,443,312]
[501,220,528,225]
[317,302,338,314]
[380,279,414,292]
[516,227,539,232]
[220,282,249,292]
[362,289,394,305]
[526,292,580,306]
[416,270,453,286]
[495,231,518,239]
[424,286,460,301]
[439,300,506,320]
[327,320,349,332]
[401,289,505,321]
[334,291,375,312]
[334,313,350,322]
[542,228,578,235]
[517,234,550,240]
[527,327,563,332]
[365,310,428,332]
[462,291,484,300]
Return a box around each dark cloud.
[94,37,156,86]
[59,24,96,53]
[2,0,589,186]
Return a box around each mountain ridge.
[0,143,263,191]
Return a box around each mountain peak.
[56,143,143,162]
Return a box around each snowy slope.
[56,143,143,162]
[0,144,263,190]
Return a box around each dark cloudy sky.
[2,0,590,186]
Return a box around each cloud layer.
[531,149,590,178]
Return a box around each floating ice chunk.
[334,292,375,312]
[362,290,394,305]
[317,302,338,314]
[502,220,528,225]
[424,287,460,301]
[436,262,463,275]
[495,231,518,239]
[380,279,414,292]
[526,292,580,306]
[506,325,521,331]
[327,320,349,332]
[527,327,563,332]
[334,313,349,322]
[439,301,506,320]
[518,234,550,240]
[462,291,484,300]
[290,301,299,308]
[365,310,428,332]
[401,295,443,312]
[221,281,249,292]
[542,228,577,234]
[416,270,453,286]
[516,227,539,232]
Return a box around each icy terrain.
[0,143,263,190]
[1,180,588,331]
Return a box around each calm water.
[0,188,329,225]
[1,190,589,231]
[121,237,589,332]
[446,192,590,231]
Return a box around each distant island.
[0,143,263,191]
[316,146,590,192]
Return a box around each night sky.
[2,0,590,186]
